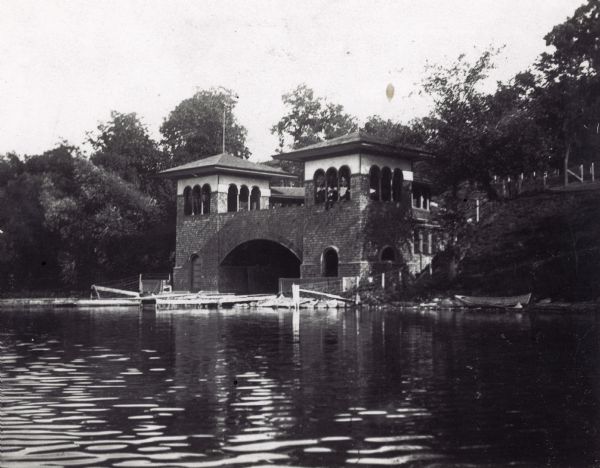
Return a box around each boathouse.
[160,132,438,294]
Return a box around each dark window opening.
[314,169,326,204]
[369,166,380,201]
[423,231,432,255]
[412,184,431,210]
[250,186,261,210]
[192,185,202,215]
[183,186,192,215]
[413,230,422,254]
[227,184,238,212]
[201,184,211,214]
[392,169,403,203]
[339,166,351,201]
[239,185,249,211]
[325,167,338,206]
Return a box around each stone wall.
[174,180,435,291]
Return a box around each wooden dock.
[141,293,277,311]
[0,297,140,308]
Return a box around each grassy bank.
[452,188,600,301]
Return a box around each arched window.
[192,185,202,215]
[250,186,261,210]
[339,166,351,201]
[227,184,238,212]
[380,246,396,262]
[201,184,211,214]
[322,247,339,277]
[314,169,326,204]
[183,186,192,215]
[239,185,249,211]
[392,169,403,203]
[325,167,338,205]
[381,167,392,201]
[369,166,380,201]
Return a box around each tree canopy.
[362,115,429,147]
[271,84,358,151]
[89,111,166,191]
[161,88,250,164]
[530,0,600,169]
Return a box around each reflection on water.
[0,307,599,467]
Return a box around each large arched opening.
[219,239,301,294]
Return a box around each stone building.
[160,132,438,293]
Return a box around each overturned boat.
[454,293,532,308]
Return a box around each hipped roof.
[272,131,433,162]
[159,152,297,180]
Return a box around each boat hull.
[454,293,532,308]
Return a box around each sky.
[0,0,585,162]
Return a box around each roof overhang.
[158,165,297,180]
[273,140,433,162]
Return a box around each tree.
[530,0,600,177]
[0,145,79,291]
[417,51,501,194]
[90,111,166,192]
[40,157,162,287]
[271,84,358,150]
[482,73,553,178]
[542,0,600,78]
[361,115,430,147]
[161,88,250,165]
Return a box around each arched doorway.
[219,240,301,294]
[190,255,202,292]
[322,248,339,277]
[380,246,396,263]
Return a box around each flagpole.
[222,106,226,153]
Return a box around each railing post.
[381,273,385,289]
[580,164,584,183]
[592,162,595,182]
[519,173,524,194]
[292,283,300,311]
[476,198,480,223]
[543,172,547,189]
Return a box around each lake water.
[1,307,599,467]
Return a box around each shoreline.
[0,296,598,314]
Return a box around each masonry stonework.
[166,133,436,293]
[173,173,425,292]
